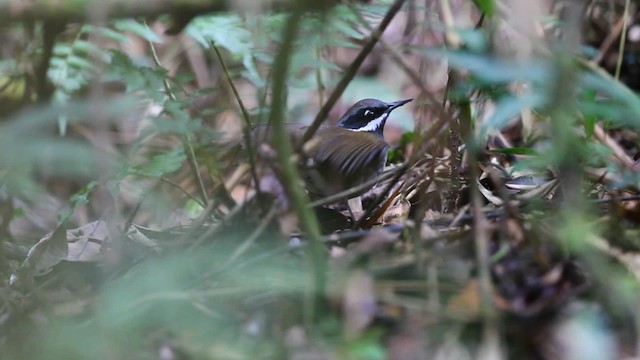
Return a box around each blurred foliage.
[2,1,640,360]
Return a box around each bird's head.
[336,98,412,137]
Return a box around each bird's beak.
[388,98,413,110]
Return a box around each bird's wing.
[314,130,388,177]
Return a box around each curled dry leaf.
[19,220,109,278]
[67,220,109,262]
[22,224,69,276]
[10,220,110,287]
[505,174,550,191]
[477,179,503,206]
[127,225,160,252]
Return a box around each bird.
[303,98,412,199]
[251,98,412,205]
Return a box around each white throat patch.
[352,113,388,132]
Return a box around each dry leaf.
[67,220,109,262]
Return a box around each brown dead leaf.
[14,220,109,282]
[67,220,109,262]
[382,197,410,225]
[24,223,68,275]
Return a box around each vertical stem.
[268,9,326,327]
[212,44,262,202]
[146,23,209,206]
[614,0,631,80]
[316,47,325,107]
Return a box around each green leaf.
[83,25,129,43]
[133,147,186,178]
[114,19,164,43]
[480,93,545,136]
[423,49,550,84]
[581,89,597,138]
[187,15,251,55]
[70,181,98,208]
[475,0,495,16]
[186,15,263,85]
[578,70,640,130]
[73,40,111,63]
[487,147,539,155]
[52,44,72,57]
[67,55,94,70]
[108,50,167,103]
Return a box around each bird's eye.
[364,109,374,117]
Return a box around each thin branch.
[301,0,408,145]
[146,22,209,206]
[159,176,206,207]
[346,2,453,121]
[593,122,635,169]
[212,43,262,201]
[354,162,409,228]
[592,13,626,65]
[614,0,631,80]
[225,205,278,264]
[308,165,402,208]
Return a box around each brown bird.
[252,98,412,203]
[304,98,412,199]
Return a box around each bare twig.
[212,43,262,201]
[592,14,626,65]
[593,123,635,168]
[308,166,402,208]
[354,163,410,228]
[159,176,206,207]
[346,2,453,121]
[225,205,278,264]
[301,0,408,145]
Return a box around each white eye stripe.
[351,113,388,132]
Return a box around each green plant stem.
[468,138,503,356]
[145,24,209,206]
[268,9,327,326]
[212,43,262,201]
[302,0,407,144]
[614,0,631,80]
